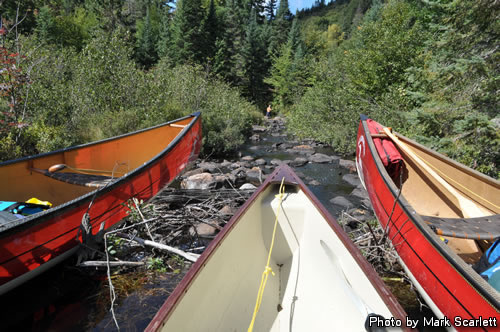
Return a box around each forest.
[0,0,498,177]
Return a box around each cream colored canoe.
[146,165,407,332]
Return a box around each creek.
[1,117,436,331]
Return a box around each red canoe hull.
[0,113,202,294]
[356,117,499,330]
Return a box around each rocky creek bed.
[2,117,437,331]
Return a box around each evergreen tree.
[171,0,207,64]
[268,0,292,55]
[135,6,159,68]
[265,0,277,21]
[35,6,56,44]
[203,0,218,61]
[156,7,172,59]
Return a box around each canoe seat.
[43,171,116,188]
[423,214,500,241]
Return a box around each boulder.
[342,174,361,187]
[308,180,321,186]
[339,159,356,172]
[290,157,308,167]
[250,134,260,141]
[182,168,205,178]
[189,222,218,237]
[219,205,237,216]
[255,158,267,166]
[239,183,257,190]
[252,125,267,133]
[181,173,217,190]
[330,196,354,209]
[270,159,291,166]
[309,153,333,163]
[350,187,369,200]
[197,161,220,173]
[220,160,232,168]
[241,155,255,162]
[246,167,263,184]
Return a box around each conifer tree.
[171,0,207,64]
[136,6,159,67]
[156,7,172,60]
[265,0,277,21]
[203,0,218,60]
[268,0,293,55]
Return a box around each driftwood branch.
[78,261,145,267]
[116,232,199,263]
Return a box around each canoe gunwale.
[145,164,409,332]
[0,112,201,238]
[359,116,500,312]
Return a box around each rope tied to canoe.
[248,177,285,332]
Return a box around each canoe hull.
[146,165,408,331]
[0,113,202,295]
[356,117,499,329]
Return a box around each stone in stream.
[182,168,205,178]
[290,157,308,167]
[181,173,217,190]
[239,183,257,190]
[330,196,354,209]
[246,167,263,184]
[255,158,266,166]
[231,167,247,178]
[342,174,361,187]
[189,222,217,237]
[197,161,220,173]
[220,160,232,168]
[241,156,255,162]
[231,161,250,169]
[215,174,236,187]
[270,159,291,166]
[339,159,356,172]
[308,180,320,186]
[249,146,259,151]
[308,153,334,163]
[288,144,315,155]
[219,205,237,215]
[250,134,260,141]
[350,187,369,200]
[252,125,267,133]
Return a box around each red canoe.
[0,112,201,295]
[356,115,500,330]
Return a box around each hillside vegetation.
[0,0,498,177]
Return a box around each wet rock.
[250,134,260,141]
[288,145,315,155]
[239,183,257,190]
[351,188,369,200]
[270,159,291,166]
[309,153,333,163]
[241,156,255,162]
[190,222,217,237]
[182,168,205,178]
[339,159,356,172]
[197,161,220,173]
[220,160,232,168]
[215,174,236,187]
[255,158,266,166]
[342,174,361,187]
[330,196,354,209]
[361,199,373,209]
[252,125,267,133]
[294,171,305,178]
[290,157,308,167]
[308,180,321,186]
[231,167,247,177]
[231,161,250,169]
[249,146,259,151]
[246,167,263,184]
[219,205,237,215]
[181,173,217,190]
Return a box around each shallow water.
[1,119,438,331]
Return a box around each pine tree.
[136,6,159,67]
[171,0,207,64]
[265,0,277,21]
[35,6,55,44]
[203,0,218,61]
[156,7,172,60]
[268,0,293,55]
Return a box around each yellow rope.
[248,178,286,332]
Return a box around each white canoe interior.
[159,184,394,331]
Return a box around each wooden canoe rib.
[356,115,500,330]
[0,112,202,295]
[146,165,408,332]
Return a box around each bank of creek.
[1,117,438,331]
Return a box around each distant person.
[266,104,272,118]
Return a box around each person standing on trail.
[266,104,272,118]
